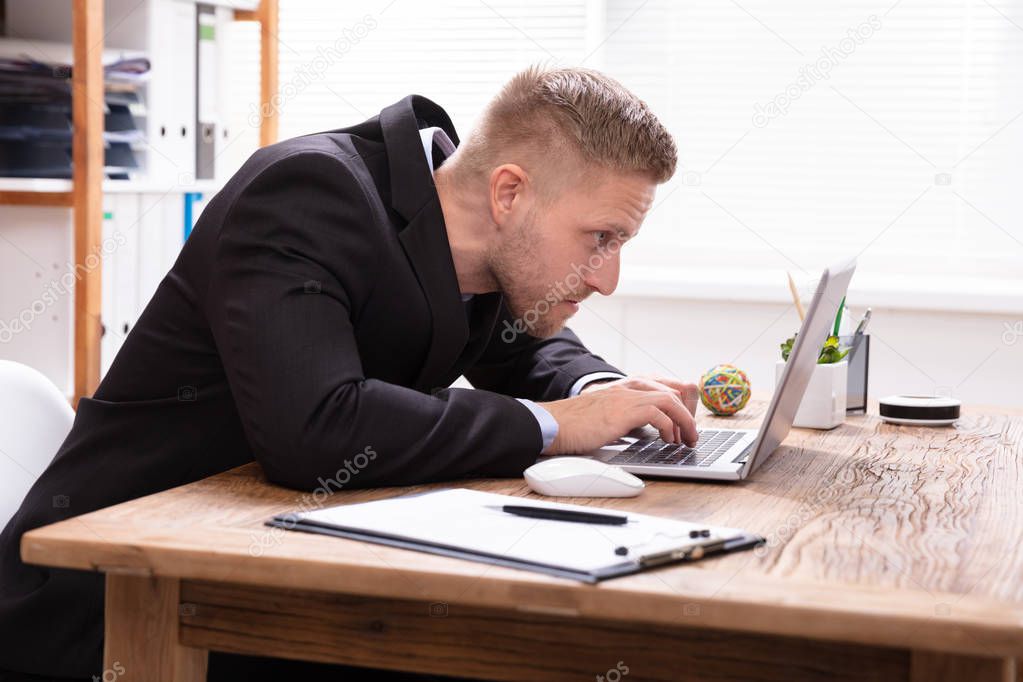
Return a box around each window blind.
[224,0,1023,291]
[600,0,1023,286]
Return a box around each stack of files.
[0,55,149,179]
[268,488,764,583]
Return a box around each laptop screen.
[740,258,857,477]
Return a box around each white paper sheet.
[293,488,746,574]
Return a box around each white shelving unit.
[0,0,277,404]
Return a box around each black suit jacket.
[0,95,622,676]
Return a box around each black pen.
[487,504,629,526]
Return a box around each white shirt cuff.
[568,372,626,397]
[516,398,558,453]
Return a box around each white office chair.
[0,360,75,530]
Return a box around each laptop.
[559,258,857,481]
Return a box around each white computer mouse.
[523,457,645,498]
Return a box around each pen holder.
[838,333,870,413]
[775,359,848,429]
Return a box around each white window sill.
[616,266,1023,316]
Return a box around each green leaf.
[817,335,849,364]
[780,335,795,361]
[781,333,850,364]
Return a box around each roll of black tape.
[878,395,961,426]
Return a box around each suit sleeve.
[464,304,624,401]
[205,150,542,491]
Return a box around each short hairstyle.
[451,65,677,188]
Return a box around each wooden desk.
[21,400,1023,681]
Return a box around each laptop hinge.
[732,445,753,464]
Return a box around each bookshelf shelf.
[0,178,225,196]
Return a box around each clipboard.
[266,489,764,583]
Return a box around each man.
[0,66,698,680]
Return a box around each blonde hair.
[449,66,677,190]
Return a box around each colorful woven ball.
[698,364,751,416]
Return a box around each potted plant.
[775,334,850,429]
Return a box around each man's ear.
[488,164,529,228]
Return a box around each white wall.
[0,207,75,395]
[567,293,1023,410]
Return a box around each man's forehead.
[588,170,655,201]
[585,179,656,226]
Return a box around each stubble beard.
[488,211,571,339]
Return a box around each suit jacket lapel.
[380,96,475,391]
[455,292,503,374]
[398,199,470,391]
[379,95,457,220]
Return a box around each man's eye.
[594,231,608,247]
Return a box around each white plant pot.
[775,360,848,430]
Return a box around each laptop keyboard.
[608,430,746,467]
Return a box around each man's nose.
[584,255,620,296]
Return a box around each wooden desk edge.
[21,528,1023,659]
